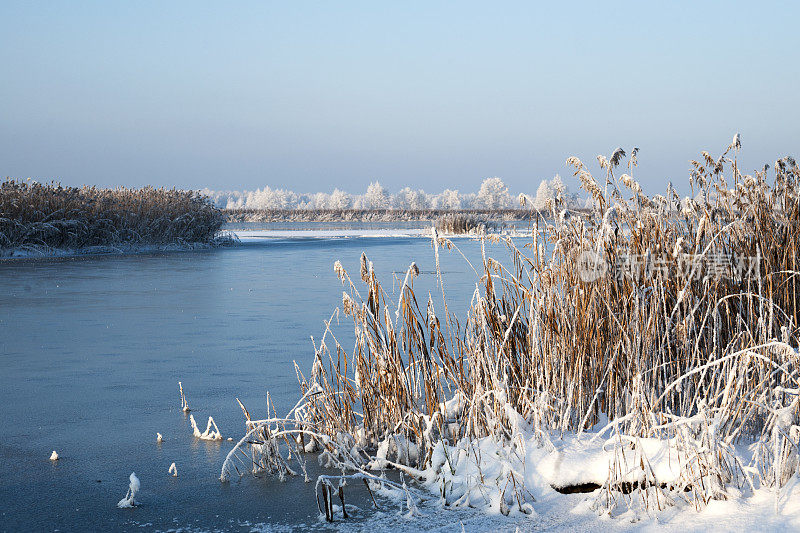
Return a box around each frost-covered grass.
[0,179,224,252]
[222,138,800,525]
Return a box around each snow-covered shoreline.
[0,229,527,260]
[322,428,800,532]
[226,390,800,531]
[230,228,529,240]
[0,241,225,260]
[232,228,431,239]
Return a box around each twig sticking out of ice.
[116,472,140,508]
[189,414,223,441]
[156,433,163,443]
[169,463,177,477]
[49,450,59,461]
[178,381,190,413]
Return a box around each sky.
[1,1,798,195]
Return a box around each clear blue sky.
[1,1,797,194]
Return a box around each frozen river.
[0,231,507,531]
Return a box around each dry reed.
[434,213,493,234]
[223,139,800,518]
[0,179,224,250]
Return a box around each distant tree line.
[202,176,582,212]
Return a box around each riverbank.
[225,207,555,223]
[0,235,237,260]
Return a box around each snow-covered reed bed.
[0,180,224,251]
[434,213,493,235]
[223,138,800,521]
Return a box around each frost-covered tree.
[204,190,247,209]
[394,187,429,210]
[475,177,511,210]
[201,178,583,212]
[226,196,245,209]
[245,186,297,209]
[360,181,391,209]
[296,190,353,210]
[198,188,243,209]
[199,188,220,207]
[532,180,555,210]
[532,174,579,210]
[460,192,477,209]
[329,189,352,210]
[310,192,330,210]
[433,189,461,210]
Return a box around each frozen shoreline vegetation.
[222,139,800,527]
[226,207,546,224]
[0,180,226,258]
[434,213,494,235]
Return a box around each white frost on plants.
[117,472,140,508]
[178,381,190,412]
[190,414,223,441]
[375,434,420,465]
[441,391,467,419]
